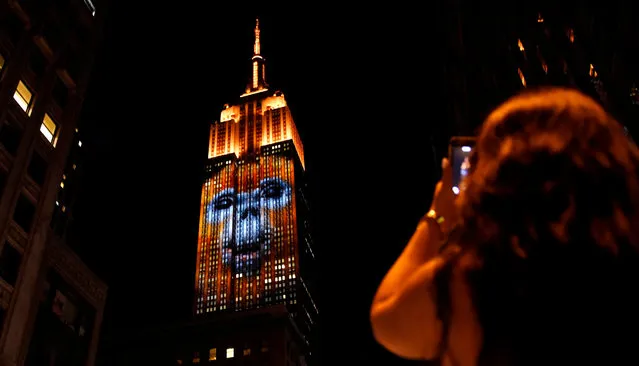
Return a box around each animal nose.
[240,206,259,219]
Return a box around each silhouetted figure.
[371,87,639,366]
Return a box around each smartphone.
[448,136,476,195]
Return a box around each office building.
[193,17,317,364]
[0,0,107,365]
[111,19,317,366]
[438,0,638,140]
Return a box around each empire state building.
[110,19,317,366]
[193,18,318,364]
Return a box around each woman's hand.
[430,158,458,235]
[370,158,458,359]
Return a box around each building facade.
[192,18,317,364]
[0,1,107,365]
[115,304,307,366]
[438,0,638,142]
[106,18,318,366]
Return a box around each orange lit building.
[0,1,108,365]
[108,19,317,366]
[191,17,317,362]
[194,18,311,316]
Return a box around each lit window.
[568,28,575,43]
[209,348,217,361]
[226,348,234,358]
[40,113,57,145]
[243,348,251,356]
[518,68,527,87]
[253,61,258,89]
[13,81,33,114]
[193,352,200,364]
[630,84,639,105]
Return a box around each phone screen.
[450,138,475,195]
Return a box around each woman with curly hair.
[370,87,639,366]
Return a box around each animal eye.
[261,181,283,199]
[214,193,235,210]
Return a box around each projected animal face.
[209,176,292,273]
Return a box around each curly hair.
[453,87,639,365]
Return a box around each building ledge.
[47,236,107,309]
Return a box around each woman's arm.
[371,158,457,359]
[370,219,446,359]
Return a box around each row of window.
[183,345,268,364]
[517,60,600,90]
[0,106,82,239]
[13,80,59,146]
[1,21,80,148]
[0,145,79,239]
[0,143,82,292]
[0,7,89,294]
[514,12,623,98]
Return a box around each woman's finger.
[433,180,442,196]
[440,158,453,189]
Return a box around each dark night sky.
[72,2,448,364]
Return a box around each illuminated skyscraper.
[194,19,312,317]
[189,18,317,364]
[108,19,317,366]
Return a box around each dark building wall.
[440,0,638,144]
[107,307,302,366]
[0,0,108,365]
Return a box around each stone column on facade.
[0,85,81,366]
[86,303,105,366]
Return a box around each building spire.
[245,17,268,94]
[253,18,261,56]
